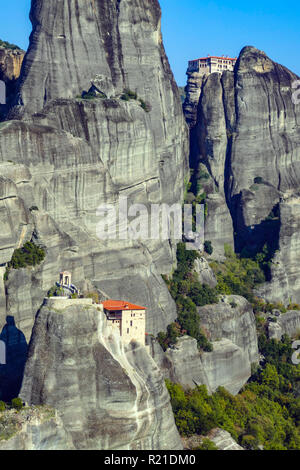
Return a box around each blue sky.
[1,0,300,85]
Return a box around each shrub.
[124,89,137,100]
[0,402,6,412]
[139,98,151,113]
[8,242,46,270]
[204,241,213,255]
[0,39,20,50]
[47,285,63,297]
[161,243,215,351]
[11,398,23,411]
[166,334,300,451]
[210,245,266,303]
[196,439,219,450]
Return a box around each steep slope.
[184,46,300,303]
[0,0,189,345]
[20,302,182,450]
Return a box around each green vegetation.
[159,243,216,352]
[120,89,151,112]
[47,285,63,297]
[166,335,300,450]
[7,242,46,270]
[81,90,107,100]
[204,240,213,255]
[11,398,23,412]
[196,439,219,450]
[0,39,21,50]
[210,244,267,303]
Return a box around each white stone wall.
[121,309,146,346]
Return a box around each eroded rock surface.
[0,406,73,450]
[184,46,300,299]
[0,0,188,344]
[20,303,182,450]
[268,310,300,340]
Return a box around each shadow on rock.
[0,316,28,402]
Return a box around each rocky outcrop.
[0,0,188,347]
[20,302,182,450]
[0,48,25,83]
[0,406,73,450]
[184,46,300,299]
[183,428,244,450]
[150,295,258,395]
[152,333,254,395]
[268,310,300,340]
[193,257,217,288]
[197,295,259,366]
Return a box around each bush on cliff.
[166,335,300,449]
[8,242,46,270]
[0,39,20,50]
[159,243,215,352]
[210,244,266,302]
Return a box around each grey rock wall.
[184,46,300,300]
[268,310,300,340]
[20,303,182,450]
[0,407,74,450]
[0,0,189,344]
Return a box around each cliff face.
[0,0,189,343]
[0,406,74,450]
[268,310,300,340]
[0,48,25,83]
[20,303,182,450]
[184,46,300,303]
[151,295,258,395]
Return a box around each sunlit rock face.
[184,46,300,301]
[20,303,183,450]
[0,0,189,341]
[0,48,25,83]
[268,310,300,340]
[152,296,259,395]
[0,407,74,450]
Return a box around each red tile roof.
[190,56,237,62]
[102,300,147,311]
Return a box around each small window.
[127,328,129,334]
[130,321,133,326]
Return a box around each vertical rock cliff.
[20,303,183,450]
[0,0,189,345]
[184,46,300,303]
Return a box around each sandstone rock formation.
[151,295,258,395]
[151,335,252,395]
[20,302,182,450]
[0,0,188,348]
[183,428,244,450]
[0,406,74,450]
[268,310,300,340]
[197,295,259,366]
[184,46,300,300]
[0,47,25,84]
[193,257,217,288]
